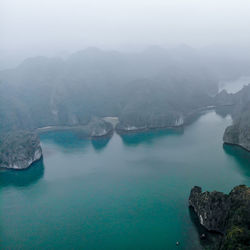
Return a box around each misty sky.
[1,0,250,56]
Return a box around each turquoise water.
[1,111,250,250]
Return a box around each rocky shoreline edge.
[189,185,250,249]
[223,142,250,153]
[0,131,43,170]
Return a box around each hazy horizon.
[1,0,250,69]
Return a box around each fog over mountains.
[0,45,249,134]
[2,0,250,68]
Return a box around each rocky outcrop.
[80,117,114,138]
[189,185,250,250]
[223,108,250,152]
[214,84,250,152]
[189,186,230,233]
[0,131,42,169]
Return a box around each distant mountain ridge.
[1,47,250,169]
[0,46,234,133]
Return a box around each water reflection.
[40,131,91,152]
[0,158,44,188]
[119,128,184,146]
[40,130,113,153]
[223,144,250,177]
[91,137,111,151]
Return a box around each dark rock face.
[189,186,229,233]
[189,185,250,250]
[223,125,240,145]
[223,108,250,151]
[0,131,42,169]
[214,84,250,152]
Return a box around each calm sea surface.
[1,111,250,249]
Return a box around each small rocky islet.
[0,131,42,170]
[189,185,250,250]
[0,117,114,170]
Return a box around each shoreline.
[223,142,250,153]
[36,107,218,137]
[37,125,114,139]
[116,106,217,135]
[0,155,43,171]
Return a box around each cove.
[1,111,250,250]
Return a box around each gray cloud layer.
[1,0,250,63]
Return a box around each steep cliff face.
[214,84,250,152]
[189,186,229,233]
[0,131,42,169]
[223,108,250,151]
[189,185,250,250]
